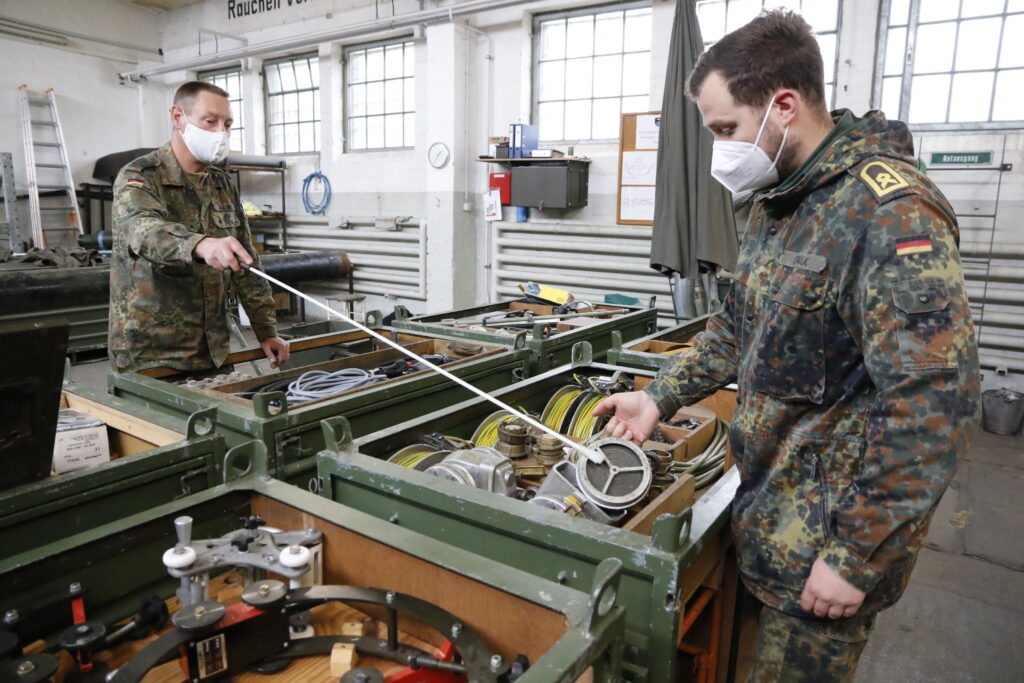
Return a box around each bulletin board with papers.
[616,111,660,225]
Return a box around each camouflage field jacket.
[108,144,277,372]
[645,110,981,616]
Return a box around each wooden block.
[61,391,183,447]
[329,643,358,676]
[622,473,696,536]
[555,317,603,333]
[341,620,370,637]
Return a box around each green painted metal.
[0,384,227,554]
[313,355,738,682]
[0,303,109,356]
[0,466,627,681]
[606,315,711,372]
[391,298,658,375]
[107,327,531,488]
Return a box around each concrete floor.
[854,428,1024,682]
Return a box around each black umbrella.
[650,0,738,315]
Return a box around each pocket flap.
[772,268,827,311]
[892,278,951,314]
[212,211,240,229]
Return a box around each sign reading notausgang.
[930,151,993,165]
[228,0,314,20]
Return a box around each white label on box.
[53,426,110,473]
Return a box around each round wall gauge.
[428,141,450,169]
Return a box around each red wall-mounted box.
[489,172,511,204]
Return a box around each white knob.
[163,545,196,569]
[279,544,311,568]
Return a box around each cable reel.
[574,438,653,510]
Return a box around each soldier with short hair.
[595,10,980,681]
[109,81,289,372]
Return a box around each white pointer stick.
[245,266,606,465]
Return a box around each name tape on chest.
[895,234,933,256]
[859,161,910,198]
[778,250,827,273]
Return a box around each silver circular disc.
[241,579,288,607]
[341,667,385,683]
[172,600,226,632]
[576,438,653,510]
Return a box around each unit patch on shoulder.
[859,160,910,198]
[895,234,933,256]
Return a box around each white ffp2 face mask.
[710,95,788,198]
[178,110,229,165]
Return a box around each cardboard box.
[53,409,110,473]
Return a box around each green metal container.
[606,315,711,372]
[313,347,738,682]
[0,454,627,682]
[391,297,658,375]
[107,320,531,488]
[0,383,226,554]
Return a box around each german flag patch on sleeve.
[895,235,933,256]
[125,178,145,187]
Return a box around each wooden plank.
[61,391,182,447]
[252,495,569,665]
[622,473,696,536]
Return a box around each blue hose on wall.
[301,171,331,215]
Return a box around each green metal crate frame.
[606,315,711,372]
[0,446,628,682]
[391,297,658,375]
[0,383,227,554]
[313,345,738,682]
[107,318,531,488]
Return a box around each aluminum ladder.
[17,85,82,248]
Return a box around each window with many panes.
[695,0,842,107]
[345,39,415,151]
[879,0,1024,127]
[533,2,653,142]
[198,66,245,153]
[264,53,320,154]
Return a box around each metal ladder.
[17,85,82,248]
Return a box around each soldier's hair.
[173,81,230,113]
[687,9,827,113]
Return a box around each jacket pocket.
[891,278,956,371]
[750,266,829,403]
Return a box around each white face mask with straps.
[710,95,789,198]
[177,108,229,165]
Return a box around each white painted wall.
[0,0,170,193]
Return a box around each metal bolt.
[69,582,82,594]
[4,609,18,624]
[490,654,503,671]
[265,554,277,563]
[258,583,271,596]
[77,624,90,634]
[194,606,207,617]
[450,622,462,638]
[386,591,396,604]
[16,660,35,674]
[289,545,303,554]
[305,527,316,535]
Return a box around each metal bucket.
[982,388,1024,435]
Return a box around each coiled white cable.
[285,368,386,404]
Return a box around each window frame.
[343,36,416,153]
[197,64,245,154]
[262,51,321,156]
[875,0,1024,131]
[694,0,843,110]
[531,0,654,144]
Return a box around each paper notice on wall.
[635,115,661,150]
[620,186,656,222]
[621,151,658,185]
[484,189,502,221]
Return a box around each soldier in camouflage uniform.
[596,11,980,681]
[109,81,289,373]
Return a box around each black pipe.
[1,251,352,315]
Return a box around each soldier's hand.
[193,236,253,273]
[593,390,661,445]
[800,557,866,619]
[261,336,290,369]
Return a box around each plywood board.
[62,391,182,447]
[622,473,696,536]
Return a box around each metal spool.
[171,600,226,632]
[387,445,450,471]
[241,579,288,608]
[342,668,385,683]
[575,438,653,510]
